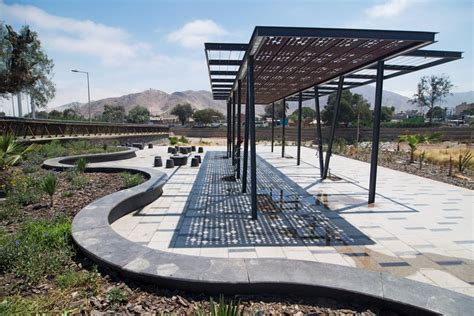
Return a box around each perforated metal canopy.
[205,26,462,104]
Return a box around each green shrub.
[0,200,21,222]
[21,151,44,174]
[74,158,88,173]
[40,173,58,206]
[106,288,128,305]
[40,139,66,158]
[169,136,178,145]
[6,169,43,206]
[0,216,74,284]
[179,135,189,144]
[119,172,145,188]
[66,170,89,190]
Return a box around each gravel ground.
[338,146,473,190]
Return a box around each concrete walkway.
[109,145,473,296]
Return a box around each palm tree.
[398,134,427,163]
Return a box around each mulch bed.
[341,149,473,190]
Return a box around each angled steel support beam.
[282,98,286,158]
[297,91,303,166]
[314,86,324,178]
[322,76,344,180]
[248,55,258,220]
[271,102,275,153]
[237,80,242,179]
[369,61,384,204]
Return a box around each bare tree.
[410,75,453,125]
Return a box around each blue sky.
[0,0,473,113]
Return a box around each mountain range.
[54,88,474,117]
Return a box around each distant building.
[150,115,178,125]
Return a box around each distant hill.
[53,89,226,117]
[53,88,474,116]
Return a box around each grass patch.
[416,145,473,169]
[0,216,74,284]
[119,172,145,188]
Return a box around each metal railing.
[0,117,169,139]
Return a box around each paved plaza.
[107,145,474,296]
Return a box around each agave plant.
[458,150,473,173]
[0,134,34,170]
[41,173,58,207]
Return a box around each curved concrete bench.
[42,147,138,170]
[42,151,473,316]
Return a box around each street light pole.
[71,70,91,122]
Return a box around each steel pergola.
[204,26,463,220]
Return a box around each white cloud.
[0,1,146,65]
[167,19,228,48]
[366,0,409,18]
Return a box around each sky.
[0,0,473,115]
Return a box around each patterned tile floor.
[108,145,474,296]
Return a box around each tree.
[426,106,446,120]
[170,103,193,125]
[263,101,288,119]
[102,104,126,123]
[48,109,62,120]
[410,75,452,125]
[381,106,395,122]
[0,24,55,107]
[321,91,371,126]
[289,107,316,121]
[127,105,150,123]
[62,108,81,120]
[193,109,224,125]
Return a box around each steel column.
[271,102,275,152]
[297,91,303,166]
[232,91,236,165]
[248,55,258,220]
[314,86,324,178]
[369,61,384,204]
[237,80,242,179]
[281,98,286,158]
[242,81,250,193]
[226,100,231,158]
[322,76,344,180]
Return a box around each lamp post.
[71,69,91,122]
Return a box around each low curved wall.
[42,151,473,316]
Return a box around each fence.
[0,117,169,139]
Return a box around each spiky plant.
[0,134,33,170]
[458,150,473,173]
[74,158,88,173]
[41,173,58,206]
